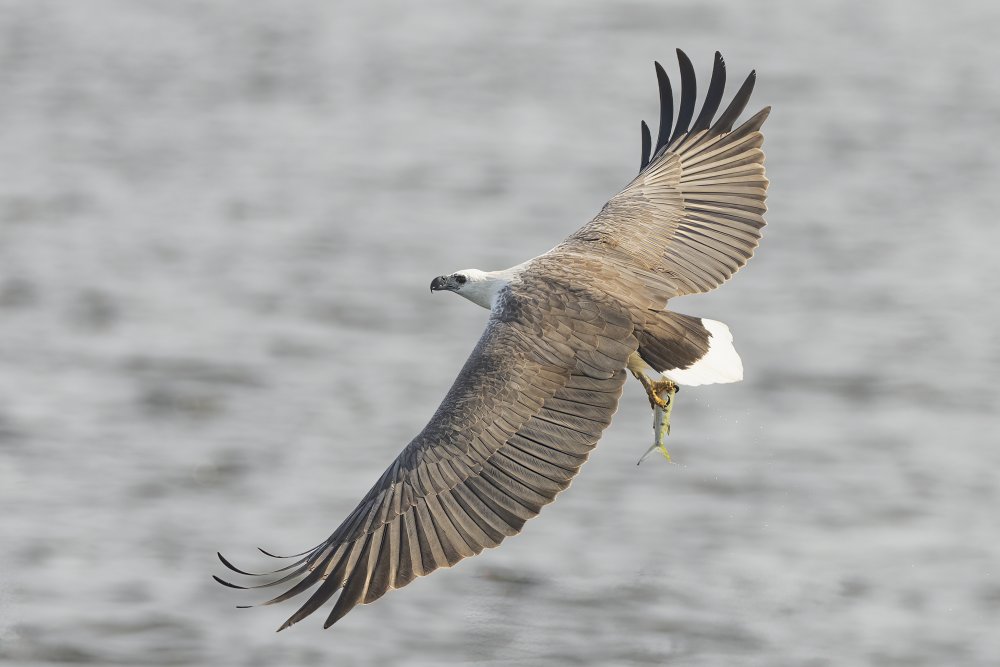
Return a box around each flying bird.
[217,49,770,630]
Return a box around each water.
[1,1,998,665]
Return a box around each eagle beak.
[430,276,449,292]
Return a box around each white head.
[429,268,511,310]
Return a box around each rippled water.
[1,1,998,665]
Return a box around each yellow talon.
[630,369,677,410]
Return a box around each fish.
[637,382,677,465]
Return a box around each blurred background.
[1,1,998,665]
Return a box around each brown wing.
[216,274,638,629]
[555,50,770,302]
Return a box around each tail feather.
[636,312,743,387]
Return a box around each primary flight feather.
[216,49,770,630]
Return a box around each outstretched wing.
[216,276,637,629]
[556,50,770,301]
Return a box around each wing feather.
[669,49,697,145]
[396,511,422,583]
[653,61,674,154]
[690,51,726,133]
[711,70,756,135]
[507,433,587,470]
[639,120,652,171]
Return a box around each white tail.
[662,319,743,386]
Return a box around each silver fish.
[637,382,677,465]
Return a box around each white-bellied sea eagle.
[216,49,770,630]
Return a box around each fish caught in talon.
[637,382,677,465]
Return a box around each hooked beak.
[430,276,449,293]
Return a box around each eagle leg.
[626,353,678,410]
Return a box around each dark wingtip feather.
[653,61,673,154]
[275,570,346,630]
[219,562,314,593]
[258,545,313,559]
[213,575,249,590]
[670,49,697,144]
[218,550,308,577]
[323,536,376,628]
[639,120,651,171]
[691,51,726,133]
[259,566,327,607]
[323,586,362,629]
[711,70,757,136]
[217,552,258,576]
[731,105,771,138]
[323,608,350,629]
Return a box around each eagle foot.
[630,371,678,411]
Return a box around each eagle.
[216,49,770,630]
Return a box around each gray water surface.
[1,1,998,665]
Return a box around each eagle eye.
[455,275,467,285]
